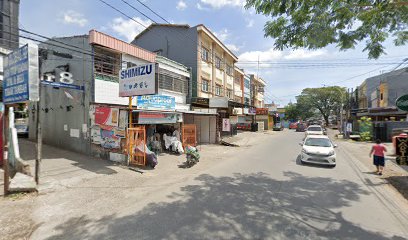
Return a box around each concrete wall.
[132,26,198,97]
[29,35,93,154]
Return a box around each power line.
[135,0,170,24]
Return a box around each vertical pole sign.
[119,63,157,166]
[3,44,40,191]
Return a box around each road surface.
[24,130,408,239]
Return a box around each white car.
[305,125,324,136]
[299,135,337,167]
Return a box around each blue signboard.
[3,44,39,104]
[41,81,84,91]
[137,95,176,111]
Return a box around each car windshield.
[308,127,322,131]
[304,138,332,147]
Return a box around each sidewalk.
[0,132,270,239]
[221,130,274,147]
[328,129,408,200]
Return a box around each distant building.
[249,74,266,108]
[350,67,408,141]
[0,0,20,99]
[0,0,19,51]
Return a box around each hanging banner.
[137,95,175,111]
[119,63,156,97]
[95,107,119,127]
[3,44,39,104]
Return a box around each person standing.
[369,139,387,175]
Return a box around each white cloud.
[238,48,327,63]
[200,0,245,8]
[109,17,153,42]
[213,29,229,42]
[176,0,187,10]
[226,44,239,52]
[61,10,88,27]
[246,18,254,28]
[238,48,283,62]
[284,49,327,60]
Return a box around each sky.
[20,0,408,106]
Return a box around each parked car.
[14,111,29,137]
[305,125,324,136]
[289,122,298,129]
[296,123,306,132]
[273,122,284,131]
[299,135,337,167]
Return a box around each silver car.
[299,135,337,167]
[305,125,324,136]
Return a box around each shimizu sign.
[396,94,408,111]
[119,63,156,97]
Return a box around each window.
[201,47,210,62]
[202,79,209,92]
[215,85,222,96]
[226,64,233,76]
[226,89,233,99]
[94,47,121,78]
[215,56,222,69]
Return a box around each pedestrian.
[369,139,387,175]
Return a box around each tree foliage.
[284,102,315,121]
[296,86,347,124]
[245,0,408,59]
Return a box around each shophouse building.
[28,30,198,159]
[132,23,243,141]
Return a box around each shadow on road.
[386,176,408,200]
[45,172,406,240]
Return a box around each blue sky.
[20,0,408,105]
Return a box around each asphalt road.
[30,130,408,240]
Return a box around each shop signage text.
[3,44,39,104]
[41,71,84,90]
[137,95,175,111]
[256,108,268,115]
[396,94,408,112]
[119,63,156,97]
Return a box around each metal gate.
[127,126,146,166]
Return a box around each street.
[2,130,407,240]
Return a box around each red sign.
[256,108,268,115]
[95,107,119,126]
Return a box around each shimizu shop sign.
[396,94,408,111]
[119,63,156,97]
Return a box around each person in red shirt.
[369,139,387,175]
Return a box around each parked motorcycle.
[185,146,200,167]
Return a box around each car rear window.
[308,127,322,131]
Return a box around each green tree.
[245,0,408,59]
[284,102,314,121]
[296,86,347,124]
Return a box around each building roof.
[133,23,191,41]
[133,23,238,62]
[195,24,238,61]
[89,29,156,62]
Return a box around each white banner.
[119,63,156,97]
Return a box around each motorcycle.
[185,146,200,167]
